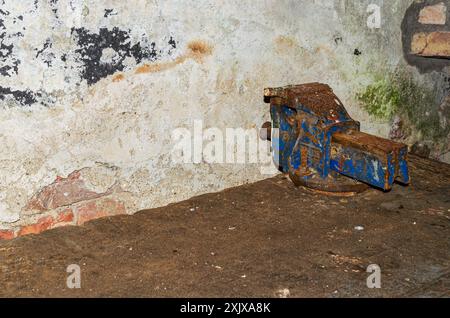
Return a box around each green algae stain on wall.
[357,77,401,121]
[357,72,448,143]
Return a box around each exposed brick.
[6,210,75,239]
[419,2,447,25]
[26,170,108,211]
[411,32,450,57]
[77,198,126,225]
[18,215,54,236]
[4,200,123,239]
[411,33,427,54]
[54,209,75,226]
[0,230,16,240]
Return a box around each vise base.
[262,83,410,193]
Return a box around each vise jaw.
[262,83,410,193]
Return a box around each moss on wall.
[357,72,448,143]
[357,78,401,120]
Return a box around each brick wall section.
[76,198,126,225]
[0,198,127,240]
[0,230,15,240]
[18,215,55,236]
[26,170,113,211]
[0,167,126,240]
[419,2,447,25]
[412,32,450,57]
[411,2,450,58]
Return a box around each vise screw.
[262,83,410,193]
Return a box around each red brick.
[18,215,54,236]
[56,209,75,223]
[0,229,15,240]
[77,198,126,225]
[419,2,446,25]
[412,32,450,57]
[26,170,107,211]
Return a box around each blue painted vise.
[262,83,409,193]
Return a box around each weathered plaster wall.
[0,0,449,237]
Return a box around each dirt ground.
[0,155,449,297]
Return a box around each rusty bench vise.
[262,83,410,193]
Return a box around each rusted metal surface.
[289,170,370,194]
[331,131,409,190]
[264,82,410,193]
[332,130,407,158]
[264,83,352,123]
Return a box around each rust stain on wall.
[274,36,301,55]
[275,36,297,48]
[187,40,213,61]
[135,40,213,75]
[135,56,186,74]
[314,45,334,56]
[112,73,125,82]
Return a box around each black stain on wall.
[72,27,159,85]
[50,0,59,18]
[0,0,45,106]
[167,36,177,55]
[0,38,16,76]
[445,75,450,91]
[35,38,56,67]
[333,35,343,46]
[1,8,14,76]
[168,36,176,49]
[104,9,118,18]
[0,86,38,105]
[0,6,24,77]
[1,1,178,106]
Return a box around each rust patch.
[135,40,213,75]
[274,36,297,50]
[265,83,351,122]
[112,73,125,82]
[301,146,308,168]
[135,56,187,74]
[187,40,213,58]
[332,130,407,158]
[275,36,296,47]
